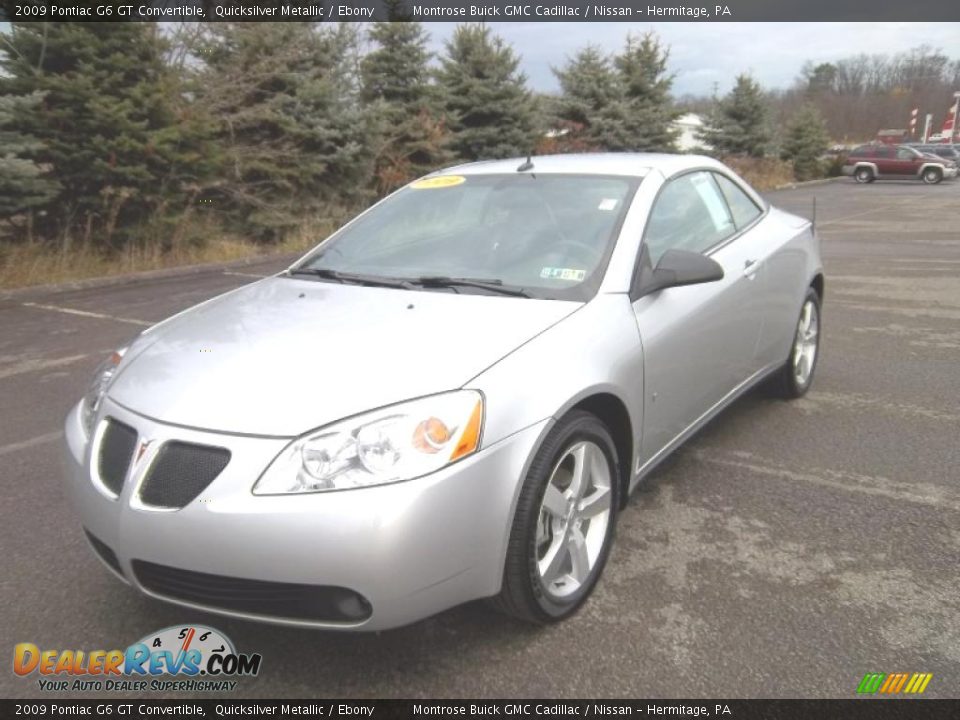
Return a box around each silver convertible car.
[63,153,823,630]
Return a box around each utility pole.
[953,92,960,145]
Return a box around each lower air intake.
[132,560,372,623]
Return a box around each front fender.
[467,293,644,475]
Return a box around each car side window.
[875,146,894,159]
[712,173,762,230]
[897,148,916,160]
[644,171,735,266]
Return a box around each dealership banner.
[5,700,960,718]
[3,0,960,22]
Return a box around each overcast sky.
[422,22,960,97]
[2,21,957,97]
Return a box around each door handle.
[743,259,760,278]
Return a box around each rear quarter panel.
[756,207,823,367]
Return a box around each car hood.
[109,277,581,436]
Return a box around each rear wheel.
[854,167,874,183]
[922,168,942,185]
[492,411,620,624]
[772,288,821,399]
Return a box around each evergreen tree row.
[1,21,784,251]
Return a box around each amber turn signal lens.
[449,399,483,461]
[413,417,452,454]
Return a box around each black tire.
[772,287,822,399]
[922,168,942,185]
[853,167,874,184]
[491,410,620,624]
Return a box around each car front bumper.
[62,399,550,631]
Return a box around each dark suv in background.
[842,144,958,184]
[907,143,960,164]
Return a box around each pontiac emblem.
[136,440,154,463]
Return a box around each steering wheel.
[550,238,601,267]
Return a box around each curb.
[771,177,842,191]
[0,252,300,302]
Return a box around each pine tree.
[361,17,451,191]
[197,23,375,240]
[0,93,60,222]
[699,74,771,157]
[0,22,214,248]
[552,37,678,153]
[436,24,538,162]
[552,47,625,151]
[613,33,679,151]
[781,104,830,181]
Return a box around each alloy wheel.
[792,298,819,387]
[535,440,613,599]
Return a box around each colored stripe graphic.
[879,674,896,693]
[857,673,885,694]
[858,672,932,694]
[905,673,933,694]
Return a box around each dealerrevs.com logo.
[14,625,262,692]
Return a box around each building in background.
[674,113,708,151]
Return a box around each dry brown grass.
[720,156,796,191]
[0,216,341,290]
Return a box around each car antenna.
[811,196,817,233]
[517,154,534,172]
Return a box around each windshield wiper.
[287,267,413,290]
[412,276,530,298]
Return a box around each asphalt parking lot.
[1,178,958,699]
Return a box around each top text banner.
[4,0,960,22]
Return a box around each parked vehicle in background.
[907,143,960,164]
[842,144,958,184]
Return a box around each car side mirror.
[638,248,724,297]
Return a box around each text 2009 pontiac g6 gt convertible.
[64,153,823,630]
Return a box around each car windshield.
[292,173,640,300]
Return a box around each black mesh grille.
[98,418,137,496]
[84,529,123,577]
[132,561,372,623]
[139,441,231,509]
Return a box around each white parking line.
[0,353,89,381]
[21,302,152,327]
[695,449,960,513]
[222,271,267,279]
[0,431,64,458]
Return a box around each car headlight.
[253,390,484,495]
[81,348,126,436]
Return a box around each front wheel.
[854,167,874,183]
[922,168,942,185]
[772,288,821,399]
[492,411,620,624]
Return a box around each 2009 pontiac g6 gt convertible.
[64,153,823,630]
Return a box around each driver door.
[631,171,764,465]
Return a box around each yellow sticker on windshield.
[410,175,466,190]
